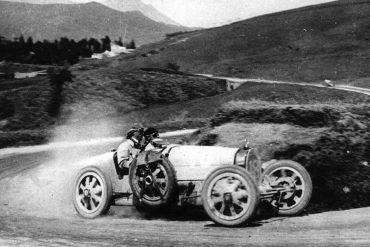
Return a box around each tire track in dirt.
[1,207,370,246]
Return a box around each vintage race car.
[72,141,312,226]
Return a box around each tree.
[127,39,136,49]
[19,35,25,45]
[115,37,123,46]
[101,35,111,51]
[47,66,74,117]
[0,96,14,120]
[26,37,34,50]
[167,62,180,71]
[26,36,33,44]
[89,38,101,53]
[77,39,92,58]
[0,36,104,65]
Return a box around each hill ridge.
[111,0,370,82]
[0,0,186,45]
[101,0,180,26]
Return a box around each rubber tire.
[262,160,312,216]
[72,166,112,218]
[129,157,177,207]
[201,166,259,226]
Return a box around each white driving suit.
[117,138,141,168]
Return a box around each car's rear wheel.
[129,157,176,207]
[72,166,112,218]
[202,166,259,226]
[262,160,312,216]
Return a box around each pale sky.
[141,0,336,27]
[27,0,337,27]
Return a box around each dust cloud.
[0,107,138,219]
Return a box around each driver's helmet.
[144,127,159,139]
[126,127,144,139]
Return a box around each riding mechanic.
[142,127,162,151]
[116,127,144,178]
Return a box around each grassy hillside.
[59,75,370,137]
[0,66,228,147]
[113,81,370,126]
[1,64,368,148]
[102,0,370,83]
[61,68,226,120]
[0,0,186,45]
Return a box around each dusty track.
[200,75,370,96]
[1,147,370,246]
[0,208,370,247]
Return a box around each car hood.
[75,145,240,185]
[166,145,239,181]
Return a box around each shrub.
[118,70,225,105]
[198,134,218,146]
[210,102,370,212]
[126,39,136,49]
[211,103,342,128]
[0,130,50,148]
[167,62,180,71]
[47,66,74,117]
[273,110,370,212]
[0,96,14,119]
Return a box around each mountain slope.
[0,0,186,45]
[4,0,180,25]
[112,0,370,82]
[1,0,74,3]
[102,0,180,26]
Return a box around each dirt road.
[1,207,370,247]
[1,146,370,246]
[199,74,370,96]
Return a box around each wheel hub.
[145,176,153,185]
[223,193,233,205]
[276,177,295,199]
[83,189,91,198]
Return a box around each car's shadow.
[203,201,286,228]
[114,201,285,228]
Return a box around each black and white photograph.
[0,0,369,246]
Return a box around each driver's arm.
[117,141,132,168]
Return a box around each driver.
[117,127,144,171]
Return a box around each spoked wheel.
[202,166,259,226]
[262,160,312,216]
[129,157,176,207]
[73,166,112,218]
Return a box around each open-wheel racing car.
[72,141,312,226]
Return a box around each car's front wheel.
[201,166,259,226]
[262,160,312,216]
[72,166,112,218]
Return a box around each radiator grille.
[245,149,261,184]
